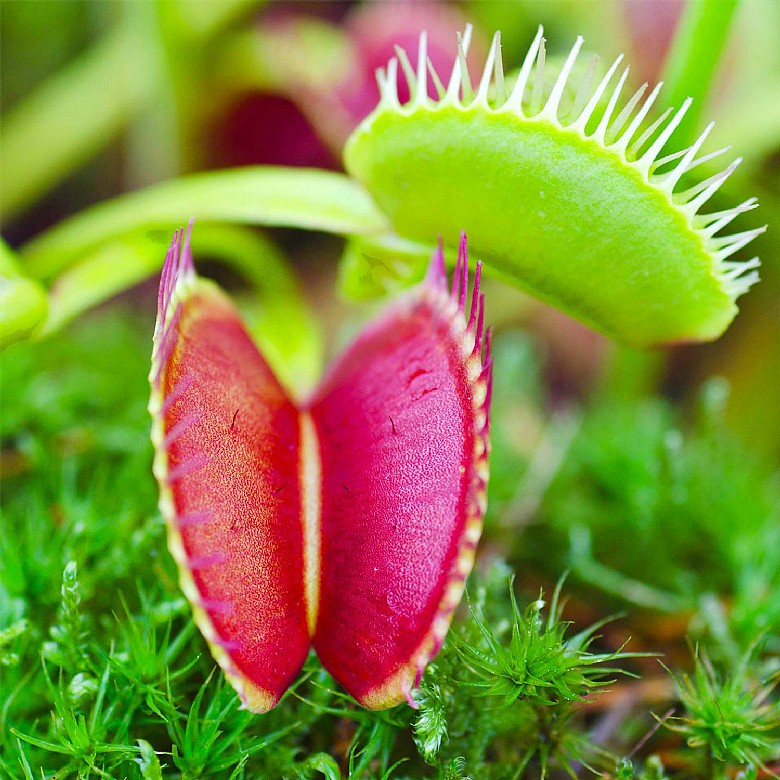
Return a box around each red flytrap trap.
[149,224,493,712]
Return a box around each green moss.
[2,309,777,778]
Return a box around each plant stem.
[20,167,389,280]
[660,0,739,149]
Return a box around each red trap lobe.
[149,225,492,711]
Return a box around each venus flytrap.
[137,25,769,720]
[1,340,776,778]
[149,224,493,711]
[2,17,776,780]
[344,26,765,346]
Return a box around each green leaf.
[0,275,48,350]
[37,225,322,394]
[660,0,739,149]
[0,241,48,349]
[41,236,161,337]
[21,167,389,280]
[0,238,49,349]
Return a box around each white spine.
[394,45,416,103]
[568,54,598,124]
[386,58,400,108]
[629,107,672,160]
[539,35,583,122]
[530,37,547,116]
[638,98,693,169]
[591,66,629,142]
[606,81,647,143]
[572,54,624,135]
[416,32,429,107]
[660,122,714,193]
[445,24,473,102]
[427,58,446,99]
[476,32,502,106]
[713,227,767,261]
[698,198,759,235]
[683,145,731,173]
[611,81,663,154]
[681,158,741,215]
[503,25,544,114]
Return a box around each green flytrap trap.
[345,26,764,346]
[147,26,763,713]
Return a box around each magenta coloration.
[150,224,308,713]
[310,236,491,708]
[149,224,492,711]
